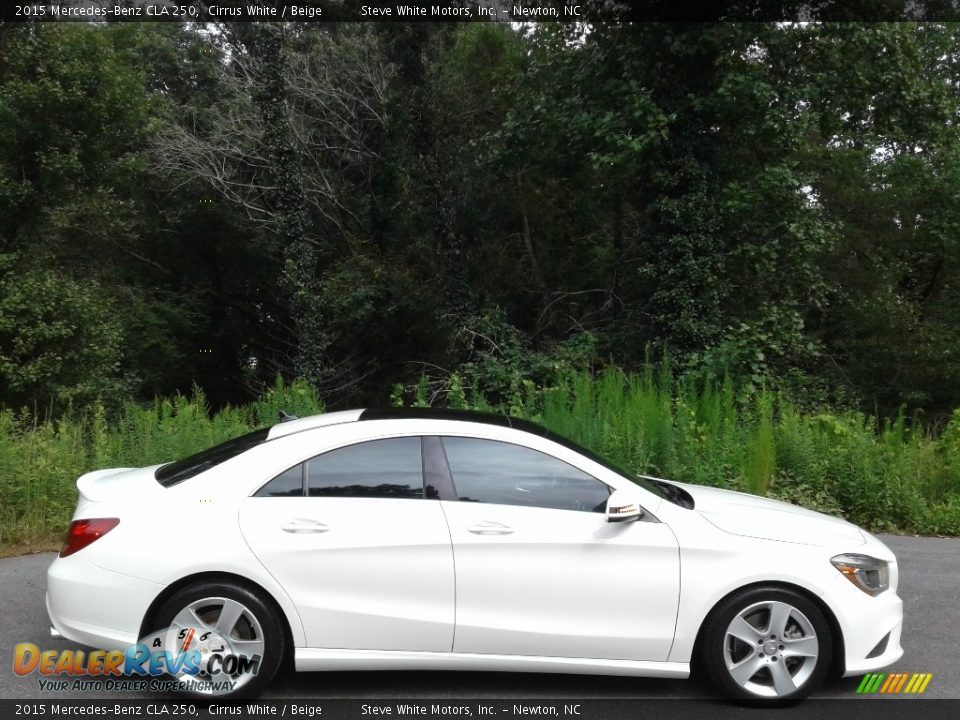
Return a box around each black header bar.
[5,1,960,23]
[0,699,955,720]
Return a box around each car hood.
[663,480,865,548]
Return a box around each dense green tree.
[795,24,960,415]
[0,25,149,412]
[0,256,132,412]
[2,21,960,420]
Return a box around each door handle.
[467,521,514,535]
[281,519,329,534]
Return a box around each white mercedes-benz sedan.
[46,408,903,702]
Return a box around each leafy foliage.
[0,378,322,551]
[394,367,960,536]
[0,257,133,410]
[1,22,960,512]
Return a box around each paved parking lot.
[1,534,957,702]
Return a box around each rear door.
[239,436,455,652]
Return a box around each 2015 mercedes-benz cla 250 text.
[47,409,903,702]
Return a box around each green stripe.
[857,673,886,693]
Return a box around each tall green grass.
[432,367,960,535]
[0,378,322,551]
[3,368,960,554]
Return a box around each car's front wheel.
[150,581,286,699]
[700,586,833,703]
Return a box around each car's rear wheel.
[151,581,285,699]
[700,586,832,703]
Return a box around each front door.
[438,436,680,661]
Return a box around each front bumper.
[820,570,904,676]
[47,553,163,650]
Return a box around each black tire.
[150,581,286,699]
[699,585,833,704]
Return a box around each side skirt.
[294,649,690,678]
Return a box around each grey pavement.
[0,535,957,701]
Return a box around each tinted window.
[155,429,269,487]
[359,408,666,501]
[308,437,423,499]
[256,464,305,498]
[442,437,610,513]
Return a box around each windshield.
[155,428,270,487]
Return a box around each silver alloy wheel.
[722,600,819,698]
[166,596,266,694]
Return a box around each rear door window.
[255,437,425,500]
[308,437,423,499]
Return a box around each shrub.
[0,377,322,551]
[394,366,960,536]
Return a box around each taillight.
[59,518,120,558]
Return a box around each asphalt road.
[1,534,957,703]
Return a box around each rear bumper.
[46,553,162,650]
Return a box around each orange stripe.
[894,674,909,693]
[879,674,898,693]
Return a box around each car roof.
[266,407,557,442]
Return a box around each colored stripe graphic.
[857,672,932,694]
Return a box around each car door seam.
[437,499,458,653]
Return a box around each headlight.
[831,553,890,596]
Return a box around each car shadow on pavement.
[264,667,712,699]
[264,667,867,701]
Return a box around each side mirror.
[606,489,643,523]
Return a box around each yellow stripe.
[904,674,919,693]
[918,674,933,694]
[894,674,909,693]
[880,674,897,693]
[911,674,927,694]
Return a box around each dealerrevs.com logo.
[857,672,934,695]
[13,625,261,696]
